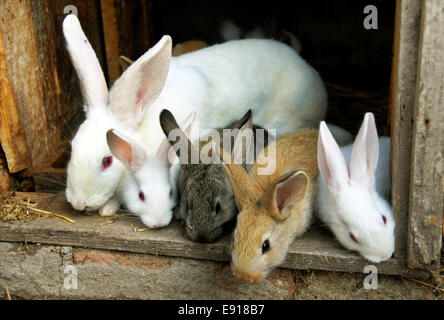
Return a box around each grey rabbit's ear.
[159,109,195,164]
[231,109,255,164]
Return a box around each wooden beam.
[407,0,444,270]
[389,0,422,259]
[100,0,152,85]
[0,192,429,278]
[0,21,32,173]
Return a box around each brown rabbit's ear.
[217,145,262,210]
[263,170,309,221]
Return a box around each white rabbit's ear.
[108,35,173,126]
[106,129,146,173]
[349,113,379,187]
[317,121,350,192]
[157,112,196,167]
[63,14,108,112]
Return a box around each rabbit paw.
[98,199,119,217]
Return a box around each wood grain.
[389,0,422,259]
[407,0,444,270]
[0,192,429,278]
[0,7,32,173]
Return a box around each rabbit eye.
[349,232,359,244]
[138,191,145,202]
[262,239,270,254]
[215,202,221,214]
[382,215,387,225]
[101,156,113,170]
[169,189,173,197]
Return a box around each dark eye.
[215,202,221,214]
[101,156,113,170]
[262,239,270,254]
[138,191,145,202]
[382,215,387,225]
[349,232,359,244]
[169,189,173,197]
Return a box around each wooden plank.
[0,1,107,174]
[0,22,32,173]
[0,0,57,170]
[0,150,15,191]
[0,192,428,278]
[100,0,152,84]
[389,0,422,259]
[407,0,444,270]
[100,0,121,84]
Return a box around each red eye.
[139,191,145,202]
[382,215,387,225]
[101,156,113,170]
[349,232,359,243]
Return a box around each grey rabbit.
[159,109,270,242]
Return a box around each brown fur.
[222,129,319,282]
[172,40,208,57]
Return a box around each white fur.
[316,114,395,263]
[63,14,327,213]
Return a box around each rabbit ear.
[159,109,196,164]
[106,129,146,173]
[108,35,172,126]
[349,112,379,187]
[317,121,350,192]
[217,145,262,210]
[157,111,196,167]
[231,110,255,164]
[63,14,108,112]
[264,170,309,221]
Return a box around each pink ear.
[269,171,309,221]
[106,130,146,173]
[349,113,379,186]
[317,121,350,192]
[108,35,172,126]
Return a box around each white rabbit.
[105,113,195,227]
[316,113,395,263]
[62,14,327,214]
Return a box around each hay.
[0,193,75,223]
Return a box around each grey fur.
[160,109,270,242]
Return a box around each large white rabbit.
[316,113,395,263]
[63,14,327,214]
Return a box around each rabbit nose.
[72,199,86,211]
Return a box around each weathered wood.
[0,151,15,191]
[0,192,429,278]
[100,0,152,84]
[389,0,422,259]
[0,1,106,174]
[407,0,444,271]
[0,20,32,173]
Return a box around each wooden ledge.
[0,192,429,279]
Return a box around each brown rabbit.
[219,128,319,282]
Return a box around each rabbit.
[316,112,395,263]
[105,112,195,228]
[62,14,327,216]
[218,128,319,282]
[159,108,271,242]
